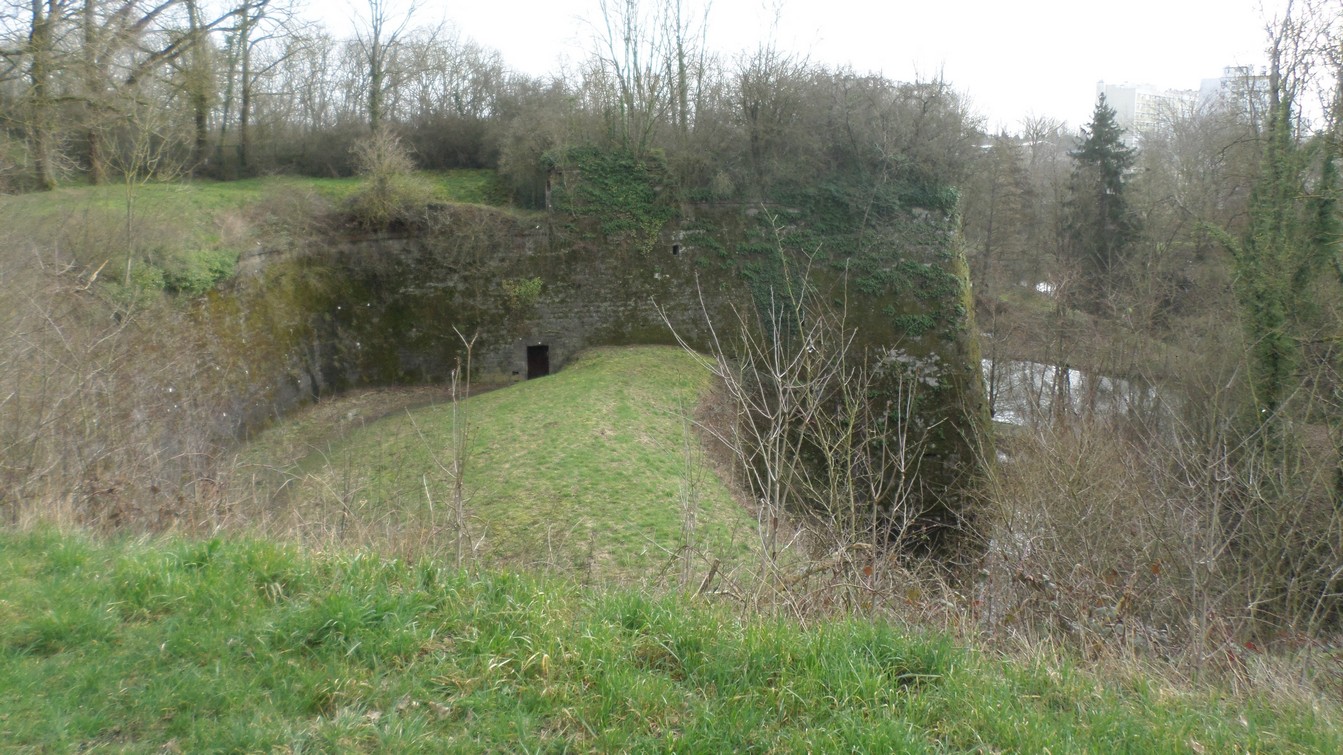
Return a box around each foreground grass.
[240,347,758,580]
[1,529,1339,751]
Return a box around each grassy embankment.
[0,170,508,235]
[233,346,759,580]
[0,170,509,297]
[2,527,1340,751]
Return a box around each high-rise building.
[1088,65,1274,144]
[1199,65,1272,125]
[1094,82,1197,142]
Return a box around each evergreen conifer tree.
[1065,95,1140,309]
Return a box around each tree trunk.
[239,35,251,170]
[83,0,107,184]
[192,89,209,172]
[29,0,57,190]
[185,0,210,174]
[369,49,383,131]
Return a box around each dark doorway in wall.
[527,344,550,379]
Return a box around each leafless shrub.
[977,421,1197,652]
[975,402,1342,690]
[248,184,334,252]
[660,217,940,617]
[411,329,481,570]
[0,227,247,534]
[346,127,435,230]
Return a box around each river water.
[982,358,1166,427]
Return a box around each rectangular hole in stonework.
[526,344,550,379]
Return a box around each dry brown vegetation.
[2,227,1341,711]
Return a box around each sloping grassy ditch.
[1,528,1339,751]
[236,346,758,579]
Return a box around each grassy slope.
[0,169,508,215]
[0,169,508,264]
[1,528,1338,752]
[238,347,758,579]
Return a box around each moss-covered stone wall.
[199,155,989,550]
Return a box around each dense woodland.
[2,0,1343,670]
[0,0,980,202]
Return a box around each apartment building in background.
[1095,81,1197,142]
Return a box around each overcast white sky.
[324,0,1288,132]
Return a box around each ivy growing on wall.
[724,176,966,338]
[543,147,677,254]
[501,276,544,310]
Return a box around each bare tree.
[0,0,79,189]
[110,84,190,287]
[662,0,710,141]
[179,0,214,171]
[93,1,236,178]
[590,0,679,154]
[215,0,304,171]
[352,0,418,131]
[0,0,253,185]
[733,43,810,193]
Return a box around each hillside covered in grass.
[0,170,510,299]
[233,346,758,580]
[2,529,1339,752]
